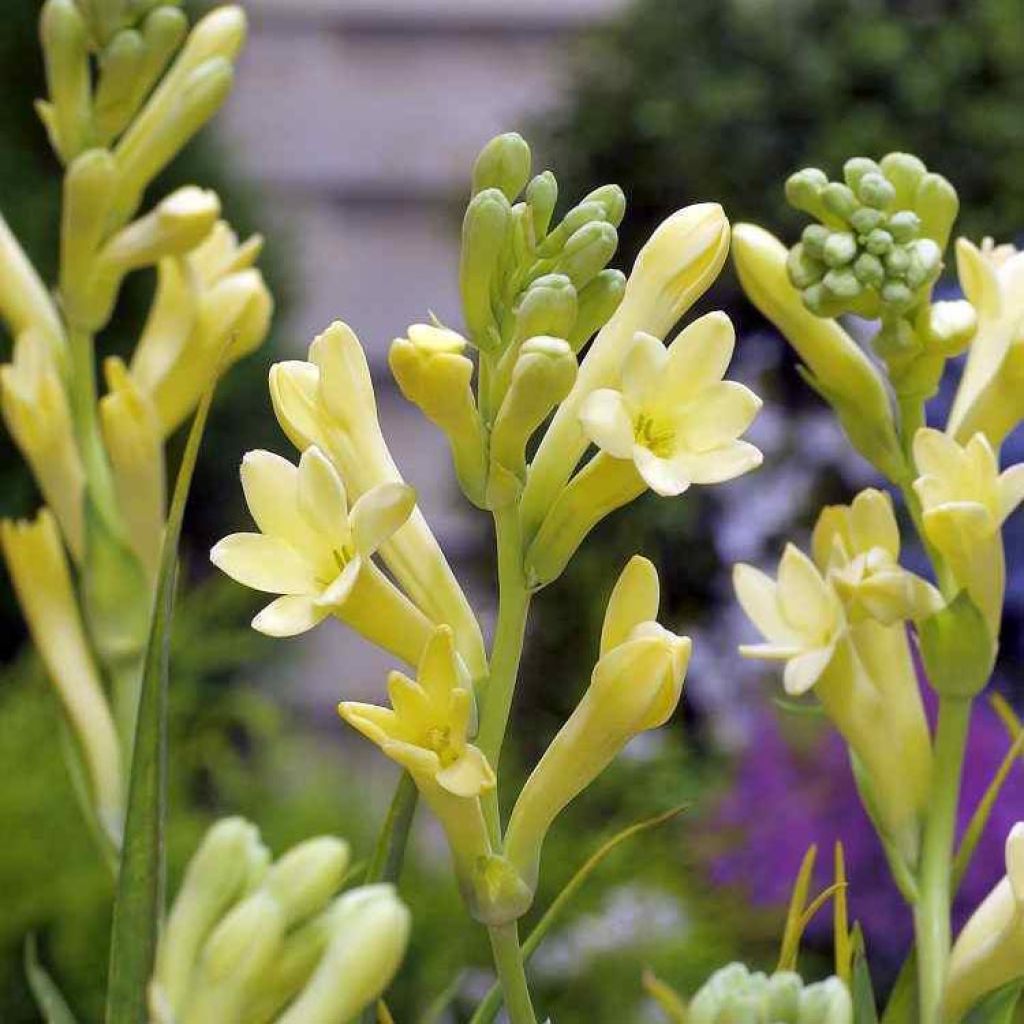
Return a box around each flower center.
[425,725,460,767]
[633,412,675,457]
[316,545,355,588]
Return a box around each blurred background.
[1,0,1023,1020]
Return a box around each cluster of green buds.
[149,818,410,1024]
[685,964,851,1024]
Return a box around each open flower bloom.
[579,312,762,496]
[944,823,1024,1023]
[505,556,690,889]
[735,544,928,862]
[913,428,1024,635]
[270,321,488,679]
[211,446,433,666]
[947,239,1024,448]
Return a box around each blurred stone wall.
[220,0,624,703]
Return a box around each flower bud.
[151,817,269,1016]
[0,511,123,844]
[915,171,959,250]
[569,268,626,353]
[513,273,577,345]
[93,29,147,141]
[0,215,64,355]
[471,131,531,202]
[459,187,510,351]
[488,337,577,506]
[555,220,618,290]
[505,557,689,888]
[525,170,558,239]
[39,0,92,162]
[261,836,350,929]
[922,298,977,357]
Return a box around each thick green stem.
[914,695,971,1024]
[364,771,418,885]
[488,922,538,1024]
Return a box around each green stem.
[476,505,531,842]
[913,695,971,1024]
[487,923,538,1024]
[364,771,418,885]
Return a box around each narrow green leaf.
[25,936,79,1024]
[469,804,687,1024]
[963,981,1024,1024]
[642,968,688,1022]
[834,843,852,985]
[777,844,817,972]
[849,924,879,1024]
[880,953,917,1024]
[104,384,217,1024]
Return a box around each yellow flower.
[130,220,272,436]
[0,509,123,843]
[270,321,488,680]
[505,556,689,889]
[0,329,85,561]
[0,214,64,354]
[211,446,433,666]
[579,312,762,496]
[912,428,1024,634]
[947,239,1024,448]
[339,627,494,798]
[943,823,1024,1023]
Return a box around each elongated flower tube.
[0,510,123,843]
[270,321,488,679]
[947,239,1024,449]
[0,214,64,355]
[732,222,904,481]
[734,544,927,862]
[211,446,433,665]
[521,203,731,540]
[524,313,761,587]
[504,556,689,891]
[129,220,272,435]
[913,428,1024,636]
[0,330,85,561]
[99,356,165,580]
[943,823,1024,1023]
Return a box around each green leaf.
[963,981,1024,1024]
[104,384,217,1024]
[468,804,687,1024]
[25,936,79,1024]
[880,953,917,1024]
[849,924,879,1024]
[642,968,688,1022]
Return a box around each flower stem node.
[504,557,689,890]
[471,854,535,927]
[918,592,996,700]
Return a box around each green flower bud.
[261,836,350,928]
[821,182,859,221]
[879,151,927,208]
[801,223,830,260]
[39,0,92,163]
[822,232,857,268]
[881,280,913,309]
[568,269,626,353]
[822,267,861,300]
[471,131,531,202]
[580,183,626,228]
[842,156,882,194]
[923,299,977,356]
[787,244,825,288]
[885,246,911,276]
[556,220,618,289]
[93,29,146,141]
[785,167,829,218]
[536,199,607,257]
[459,187,510,351]
[514,273,577,344]
[887,210,921,243]
[865,228,894,256]
[525,170,558,239]
[856,171,896,210]
[853,252,884,287]
[915,171,959,249]
[849,206,885,235]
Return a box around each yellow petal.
[599,555,661,656]
[579,388,634,459]
[252,595,327,637]
[349,482,416,557]
[849,488,900,559]
[673,380,761,452]
[778,543,837,639]
[269,360,327,452]
[386,671,432,731]
[783,645,835,696]
[634,445,690,496]
[416,626,461,705]
[435,745,496,798]
[211,533,316,595]
[670,440,762,484]
[298,446,350,549]
[733,563,799,647]
[913,427,963,483]
[619,332,667,407]
[998,465,1024,524]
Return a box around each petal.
[579,389,635,458]
[913,428,962,481]
[350,482,416,556]
[733,563,799,646]
[310,320,378,425]
[298,446,350,550]
[956,238,1002,320]
[447,687,473,743]
[673,381,762,451]
[435,745,496,797]
[316,558,361,607]
[739,642,804,661]
[211,533,316,594]
[998,464,1024,524]
[269,360,327,452]
[1007,822,1024,902]
[659,311,735,406]
[669,440,762,484]
[778,543,836,639]
[338,701,399,748]
[634,445,690,497]
[239,450,299,540]
[416,626,461,704]
[252,594,328,636]
[382,739,440,778]
[783,645,835,696]
[600,555,661,656]
[849,488,900,559]
[620,332,667,406]
[387,671,432,730]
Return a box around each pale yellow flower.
[944,823,1024,1023]
[947,239,1024,448]
[579,312,762,496]
[211,445,432,666]
[912,428,1024,633]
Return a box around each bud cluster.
[784,153,956,320]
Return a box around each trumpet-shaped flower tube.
[521,203,731,540]
[270,321,487,679]
[943,823,1024,1023]
[211,446,433,665]
[912,428,1024,636]
[504,556,689,890]
[947,239,1024,449]
[0,510,123,843]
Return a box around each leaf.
[642,968,688,1022]
[468,804,688,1024]
[849,924,878,1024]
[777,844,817,972]
[834,842,852,985]
[104,384,217,1024]
[880,953,917,1024]
[963,980,1024,1024]
[25,936,78,1024]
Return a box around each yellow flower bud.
[1,330,85,560]
[0,214,64,356]
[38,0,92,162]
[261,836,350,930]
[99,356,165,580]
[943,823,1024,1023]
[505,557,689,889]
[459,188,511,352]
[731,222,904,481]
[0,510,123,843]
